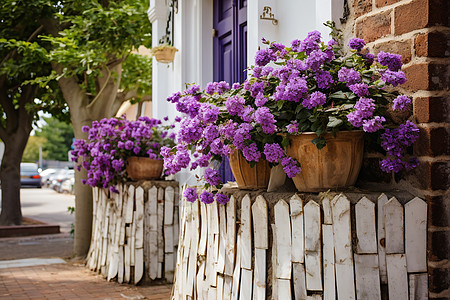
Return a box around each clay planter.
[153,47,178,63]
[228,150,271,189]
[126,157,163,181]
[285,131,364,192]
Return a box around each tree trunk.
[0,127,32,225]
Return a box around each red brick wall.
[343,0,449,297]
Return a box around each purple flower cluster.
[348,38,366,51]
[72,116,175,193]
[263,143,285,163]
[392,95,411,111]
[338,67,361,85]
[302,91,327,109]
[377,51,402,71]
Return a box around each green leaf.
[312,137,327,149]
[327,116,343,128]
[281,136,290,148]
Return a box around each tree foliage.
[34,116,75,161]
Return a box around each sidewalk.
[0,234,172,300]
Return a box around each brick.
[415,126,450,156]
[355,10,392,43]
[403,63,430,91]
[372,40,412,64]
[415,31,450,58]
[375,0,403,7]
[427,194,450,227]
[429,63,450,90]
[353,0,372,18]
[429,0,450,27]
[414,96,450,123]
[410,161,450,191]
[428,263,450,294]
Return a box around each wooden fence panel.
[405,197,427,273]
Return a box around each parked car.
[51,169,74,193]
[60,176,75,194]
[40,168,57,187]
[20,163,41,188]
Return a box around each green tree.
[35,116,74,161]
[22,136,47,163]
[1,0,152,256]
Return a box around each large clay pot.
[228,150,271,189]
[126,157,164,181]
[285,131,364,192]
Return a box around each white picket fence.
[172,193,428,299]
[86,182,179,284]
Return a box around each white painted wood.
[252,195,268,249]
[277,279,292,300]
[130,213,136,266]
[322,225,335,300]
[331,194,355,300]
[196,260,206,300]
[157,262,162,279]
[225,195,236,276]
[148,186,158,231]
[164,186,175,225]
[405,197,427,273]
[165,252,175,283]
[292,263,307,300]
[409,273,428,300]
[217,275,224,300]
[124,226,131,283]
[148,186,158,280]
[354,254,381,300]
[223,276,233,300]
[240,269,253,300]
[274,199,291,280]
[182,202,192,298]
[157,187,165,263]
[322,196,333,225]
[304,200,322,291]
[135,187,144,249]
[164,225,174,254]
[208,287,217,300]
[271,224,278,299]
[384,197,404,254]
[118,246,124,283]
[355,197,377,254]
[125,185,134,223]
[149,231,158,280]
[386,254,408,300]
[206,203,217,287]
[377,193,389,284]
[198,201,208,256]
[186,201,199,296]
[231,232,241,300]
[217,204,227,274]
[173,206,179,249]
[290,194,304,263]
[241,194,252,271]
[306,295,322,300]
[253,248,266,300]
[211,200,219,235]
[134,248,144,284]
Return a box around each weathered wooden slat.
[274,199,291,280]
[223,276,232,300]
[306,295,322,300]
[231,232,241,300]
[164,186,175,225]
[386,254,408,300]
[384,197,404,254]
[165,252,175,283]
[331,194,355,300]
[225,195,236,276]
[405,197,427,273]
[377,193,389,284]
[322,224,335,300]
[322,196,333,225]
[290,194,304,263]
[409,273,428,300]
[182,202,192,298]
[130,213,136,266]
[185,201,199,296]
[125,185,134,223]
[198,201,208,256]
[217,274,224,300]
[354,254,381,300]
[355,197,377,254]
[292,263,307,300]
[241,194,252,271]
[157,187,165,266]
[217,204,227,274]
[253,248,266,300]
[240,269,253,300]
[252,195,268,249]
[304,200,322,291]
[118,246,124,283]
[135,187,144,249]
[271,224,278,299]
[208,287,217,300]
[134,248,144,284]
[124,226,131,283]
[148,186,158,280]
[277,279,292,300]
[196,260,206,300]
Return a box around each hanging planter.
[126,157,164,181]
[228,150,271,190]
[285,131,364,192]
[151,45,178,63]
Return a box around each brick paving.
[0,234,172,300]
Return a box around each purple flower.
[392,95,411,111]
[362,116,385,132]
[349,83,370,97]
[215,193,230,204]
[300,31,321,54]
[242,143,261,162]
[255,49,276,66]
[200,191,214,204]
[364,53,375,66]
[281,157,301,178]
[377,51,402,71]
[225,96,245,116]
[347,98,375,127]
[305,50,327,71]
[255,107,277,134]
[232,82,241,89]
[291,39,301,52]
[205,168,221,186]
[287,121,299,134]
[124,140,134,150]
[302,91,327,109]
[338,67,361,85]
[348,38,366,51]
[264,143,285,163]
[381,70,406,87]
[82,126,90,132]
[133,146,141,155]
[184,187,198,203]
[315,70,334,89]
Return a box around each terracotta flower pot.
[126,157,164,181]
[285,131,364,192]
[153,47,178,63]
[228,150,271,189]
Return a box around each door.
[213,0,247,183]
